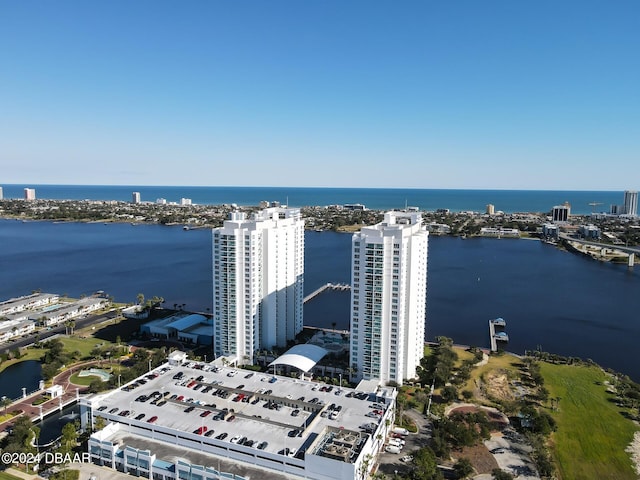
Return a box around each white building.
[0,293,59,316]
[82,358,397,480]
[624,190,638,217]
[132,192,141,204]
[349,211,429,386]
[24,188,36,200]
[212,207,305,364]
[180,198,192,206]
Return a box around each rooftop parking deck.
[91,361,392,460]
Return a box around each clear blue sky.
[1,1,638,190]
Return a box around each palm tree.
[1,396,12,414]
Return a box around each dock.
[489,317,509,352]
[303,282,351,303]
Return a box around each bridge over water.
[559,233,640,266]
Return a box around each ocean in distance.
[0,184,626,215]
[0,219,638,381]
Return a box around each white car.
[230,435,242,444]
[401,455,413,463]
[385,445,401,454]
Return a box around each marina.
[489,318,509,352]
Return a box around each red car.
[195,426,208,435]
[147,416,158,423]
[176,395,184,401]
[200,410,212,417]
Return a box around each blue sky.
[1,1,639,190]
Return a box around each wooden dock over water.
[303,282,351,303]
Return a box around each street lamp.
[148,359,152,372]
[118,374,122,388]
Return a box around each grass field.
[0,472,23,480]
[57,336,114,358]
[541,362,638,480]
[69,372,100,386]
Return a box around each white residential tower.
[350,211,428,386]
[212,207,304,364]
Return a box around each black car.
[109,407,119,414]
[184,406,195,413]
[204,429,216,437]
[215,432,228,440]
[173,371,184,380]
[135,413,145,420]
[98,406,108,412]
[257,441,268,450]
[244,372,254,379]
[288,428,302,437]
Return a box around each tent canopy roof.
[268,344,328,372]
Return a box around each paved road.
[0,310,119,354]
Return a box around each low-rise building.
[0,293,59,316]
[29,297,107,326]
[479,227,520,238]
[0,318,35,343]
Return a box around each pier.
[303,282,351,303]
[489,317,509,352]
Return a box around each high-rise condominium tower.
[132,192,141,204]
[350,211,428,386]
[24,188,36,200]
[624,190,638,217]
[212,207,304,364]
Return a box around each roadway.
[558,233,640,255]
[0,309,120,354]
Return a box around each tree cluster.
[40,339,81,380]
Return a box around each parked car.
[147,416,158,423]
[257,441,268,450]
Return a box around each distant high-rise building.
[486,204,495,215]
[24,188,36,201]
[132,192,141,204]
[156,198,167,205]
[0,186,3,200]
[180,198,192,206]
[349,211,429,386]
[212,207,305,364]
[552,202,571,223]
[624,190,638,217]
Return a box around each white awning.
[268,344,329,372]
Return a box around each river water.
[0,220,638,380]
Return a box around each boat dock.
[303,282,351,303]
[489,317,509,352]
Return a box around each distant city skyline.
[1,1,639,190]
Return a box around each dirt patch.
[452,444,499,474]
[486,370,514,401]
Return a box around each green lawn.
[0,472,23,480]
[69,372,99,386]
[541,362,638,480]
[57,336,114,358]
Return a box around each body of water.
[0,184,627,215]
[0,219,638,381]
[0,360,42,400]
